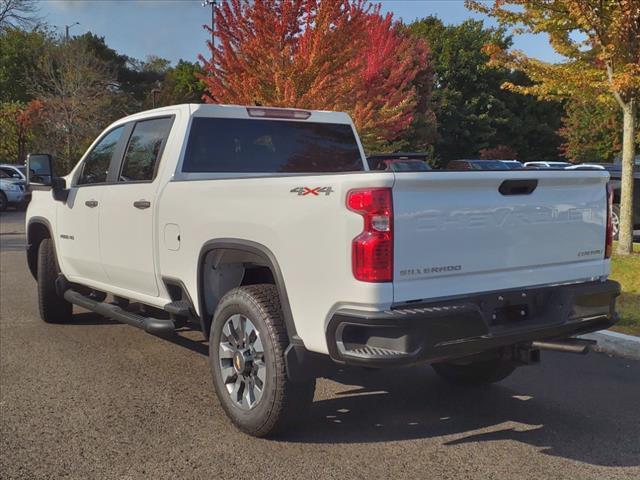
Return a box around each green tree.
[78,33,167,111]
[30,38,117,172]
[559,99,622,163]
[0,26,50,102]
[407,16,563,163]
[158,60,205,105]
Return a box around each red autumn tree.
[199,0,431,151]
[0,99,44,164]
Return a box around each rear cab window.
[182,118,364,174]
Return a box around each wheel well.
[26,221,51,279]
[197,241,298,344]
[199,249,275,334]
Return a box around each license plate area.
[481,288,557,328]
[492,304,529,325]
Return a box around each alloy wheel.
[612,208,620,238]
[218,314,266,410]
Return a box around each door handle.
[85,200,98,208]
[133,200,151,210]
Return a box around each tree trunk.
[616,100,636,255]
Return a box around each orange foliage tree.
[199,0,431,151]
[0,99,44,164]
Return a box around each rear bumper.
[326,280,620,367]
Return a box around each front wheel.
[37,238,73,323]
[432,354,515,386]
[209,284,315,437]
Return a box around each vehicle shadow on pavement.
[71,313,210,355]
[282,356,639,468]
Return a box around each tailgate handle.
[499,179,538,196]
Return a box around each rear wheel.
[0,192,7,212]
[37,238,73,323]
[209,284,315,437]
[432,354,515,386]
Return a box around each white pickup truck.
[25,104,620,437]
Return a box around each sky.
[39,0,563,65]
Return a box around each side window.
[77,126,125,185]
[119,117,173,182]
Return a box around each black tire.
[612,204,621,241]
[209,284,315,437]
[432,355,515,386]
[37,238,73,323]
[0,191,7,212]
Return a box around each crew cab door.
[56,126,126,284]
[98,116,174,297]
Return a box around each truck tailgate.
[392,170,610,303]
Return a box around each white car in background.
[0,169,27,211]
[565,163,606,170]
[524,161,606,170]
[524,161,573,169]
[0,163,27,181]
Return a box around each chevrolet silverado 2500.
[25,104,620,437]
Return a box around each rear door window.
[119,117,173,182]
[182,118,363,173]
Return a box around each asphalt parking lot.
[1,209,639,480]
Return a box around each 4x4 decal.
[290,186,334,196]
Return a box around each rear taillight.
[605,182,613,258]
[347,188,393,282]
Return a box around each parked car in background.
[565,164,606,170]
[498,160,523,170]
[0,169,26,211]
[524,161,573,169]
[599,163,640,174]
[367,153,431,171]
[447,159,510,170]
[0,163,27,181]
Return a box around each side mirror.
[26,153,69,202]
[27,153,54,187]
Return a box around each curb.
[580,330,640,360]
